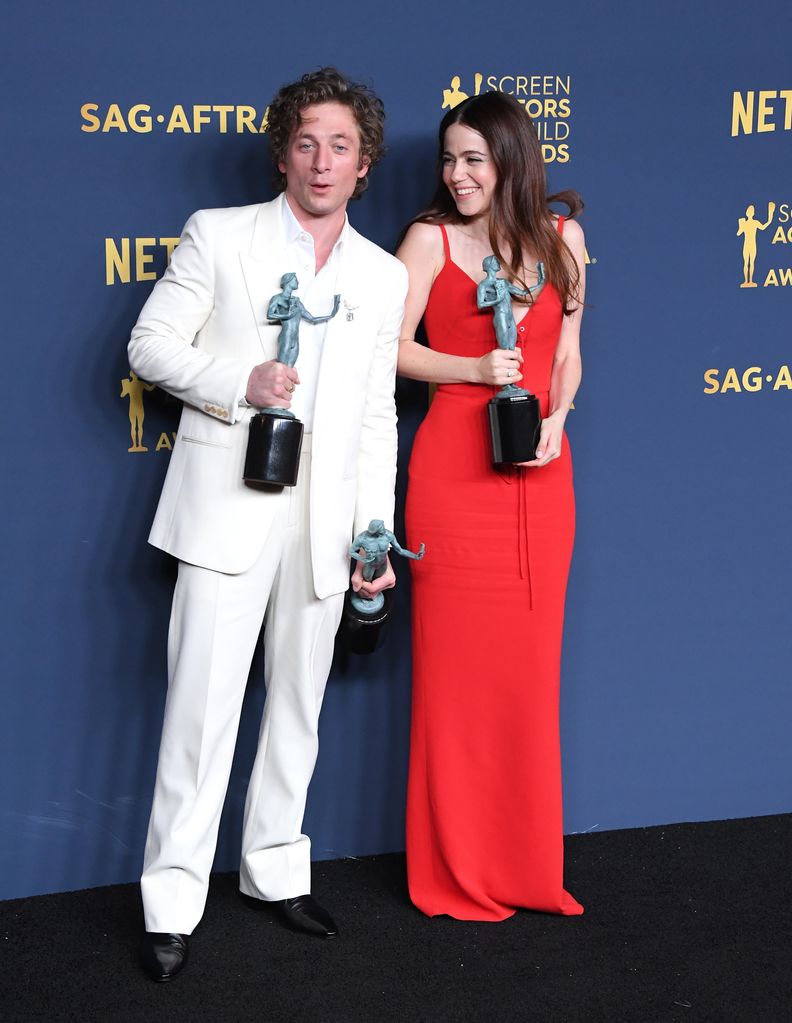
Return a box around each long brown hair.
[414,91,583,313]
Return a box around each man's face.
[279,102,369,221]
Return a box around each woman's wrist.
[466,356,483,385]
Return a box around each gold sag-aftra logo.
[81,103,269,134]
[736,202,792,288]
[440,73,572,163]
[702,201,792,395]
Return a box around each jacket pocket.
[179,434,231,450]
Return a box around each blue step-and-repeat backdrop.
[2,0,790,900]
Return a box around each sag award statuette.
[477,255,546,465]
[342,520,426,655]
[244,273,340,486]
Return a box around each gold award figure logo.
[442,73,483,109]
[121,370,155,451]
[737,202,776,287]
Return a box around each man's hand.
[351,554,396,600]
[246,360,300,408]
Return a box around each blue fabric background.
[2,0,790,899]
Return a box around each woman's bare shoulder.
[400,220,445,254]
[560,217,584,244]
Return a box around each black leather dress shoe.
[139,931,189,981]
[269,895,338,938]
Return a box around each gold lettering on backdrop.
[106,238,130,285]
[235,106,258,132]
[757,91,776,132]
[105,238,181,285]
[128,104,153,132]
[213,105,235,132]
[193,105,212,132]
[166,105,192,133]
[80,103,101,131]
[102,103,128,132]
[120,372,155,452]
[773,366,792,390]
[155,432,178,452]
[741,367,763,392]
[721,368,741,393]
[731,90,792,135]
[135,238,157,282]
[81,103,272,134]
[763,267,792,286]
[703,366,792,395]
[161,237,180,262]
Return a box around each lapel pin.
[343,298,360,322]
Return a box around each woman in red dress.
[397,92,586,921]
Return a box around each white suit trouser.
[140,441,344,934]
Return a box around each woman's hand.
[518,410,566,468]
[474,347,523,387]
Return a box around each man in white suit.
[129,68,408,982]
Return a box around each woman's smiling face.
[441,122,497,221]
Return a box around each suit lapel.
[239,194,289,357]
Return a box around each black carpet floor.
[2,814,790,1023]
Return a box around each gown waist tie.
[493,387,549,610]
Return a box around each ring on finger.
[507,369,514,378]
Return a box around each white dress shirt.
[280,198,347,432]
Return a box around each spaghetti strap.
[439,223,451,261]
[556,215,565,236]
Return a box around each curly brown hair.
[267,67,385,199]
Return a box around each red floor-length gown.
[405,220,583,921]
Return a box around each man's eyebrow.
[296,130,353,141]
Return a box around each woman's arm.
[520,218,586,468]
[395,223,523,387]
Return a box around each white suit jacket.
[128,194,408,599]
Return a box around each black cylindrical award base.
[487,391,542,465]
[339,587,394,655]
[244,411,303,486]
